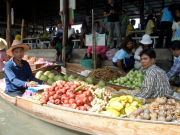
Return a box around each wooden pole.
[91,0,96,69]
[20,19,24,43]
[6,0,11,48]
[62,0,69,63]
[139,0,144,30]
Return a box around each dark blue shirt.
[4,59,43,94]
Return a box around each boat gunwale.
[17,96,180,126]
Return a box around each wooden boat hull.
[15,97,180,135]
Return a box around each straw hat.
[6,40,30,57]
[140,34,152,45]
[0,38,7,50]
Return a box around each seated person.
[126,19,135,37]
[112,36,135,75]
[134,49,170,98]
[50,40,73,62]
[94,21,105,34]
[15,31,21,41]
[84,46,106,60]
[167,41,180,81]
[68,25,76,46]
[4,40,44,97]
[134,34,152,70]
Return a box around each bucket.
[80,59,94,69]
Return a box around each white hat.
[0,38,7,50]
[139,34,152,45]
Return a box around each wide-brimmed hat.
[0,38,7,50]
[139,34,152,45]
[6,40,30,57]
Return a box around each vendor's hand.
[109,10,113,14]
[119,70,126,76]
[27,81,38,87]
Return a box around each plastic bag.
[172,25,180,41]
[106,48,117,60]
[22,90,35,98]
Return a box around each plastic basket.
[80,59,94,69]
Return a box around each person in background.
[167,41,180,80]
[75,30,79,39]
[103,0,122,48]
[43,30,48,38]
[120,10,129,37]
[4,40,44,97]
[157,4,174,48]
[56,24,63,41]
[134,34,152,70]
[0,38,9,71]
[112,36,135,75]
[68,25,76,46]
[103,17,108,31]
[155,15,161,30]
[94,21,105,34]
[84,46,106,68]
[15,31,21,40]
[126,19,135,37]
[28,33,32,38]
[50,40,73,63]
[171,4,180,36]
[80,21,89,48]
[145,14,159,36]
[133,49,170,99]
[51,27,56,41]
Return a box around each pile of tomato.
[41,80,93,111]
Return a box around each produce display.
[100,95,143,117]
[27,91,43,103]
[108,69,145,89]
[87,66,119,81]
[128,97,180,123]
[41,81,93,111]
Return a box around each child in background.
[112,36,134,75]
[0,38,9,71]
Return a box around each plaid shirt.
[167,55,180,80]
[134,64,170,99]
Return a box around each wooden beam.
[6,0,11,48]
[139,0,144,30]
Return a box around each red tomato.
[64,83,70,90]
[84,90,92,96]
[49,87,55,92]
[61,88,67,94]
[75,90,83,95]
[50,99,55,104]
[44,88,50,93]
[64,99,69,104]
[60,80,66,86]
[56,90,62,96]
[52,82,57,88]
[76,82,81,86]
[71,103,77,109]
[88,96,93,102]
[55,87,59,92]
[49,96,54,100]
[53,94,59,99]
[84,104,91,111]
[71,85,77,90]
[55,99,61,105]
[68,82,74,87]
[69,93,76,99]
[76,99,82,106]
[79,106,86,111]
[43,94,50,100]
[84,86,89,91]
[57,83,63,89]
[69,99,76,104]
[82,97,87,103]
[42,99,47,104]
[49,91,56,96]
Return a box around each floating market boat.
[0,67,180,135]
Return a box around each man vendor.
[133,49,170,98]
[4,40,44,97]
[167,41,180,81]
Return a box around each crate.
[30,64,45,71]
[80,59,94,69]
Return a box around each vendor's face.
[140,54,155,69]
[108,0,114,4]
[144,45,149,49]
[175,10,180,18]
[170,48,180,57]
[12,47,24,61]
[126,41,133,49]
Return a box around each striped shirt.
[134,64,170,99]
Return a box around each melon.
[40,75,48,82]
[48,73,55,79]
[35,71,43,79]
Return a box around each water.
[0,96,88,135]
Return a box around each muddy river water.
[0,96,88,135]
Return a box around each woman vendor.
[112,36,135,75]
[4,40,44,97]
[0,38,9,71]
[133,49,170,98]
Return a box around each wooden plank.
[20,19,24,43]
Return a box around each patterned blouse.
[134,64,170,99]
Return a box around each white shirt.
[172,20,180,31]
[68,28,75,38]
[134,46,143,63]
